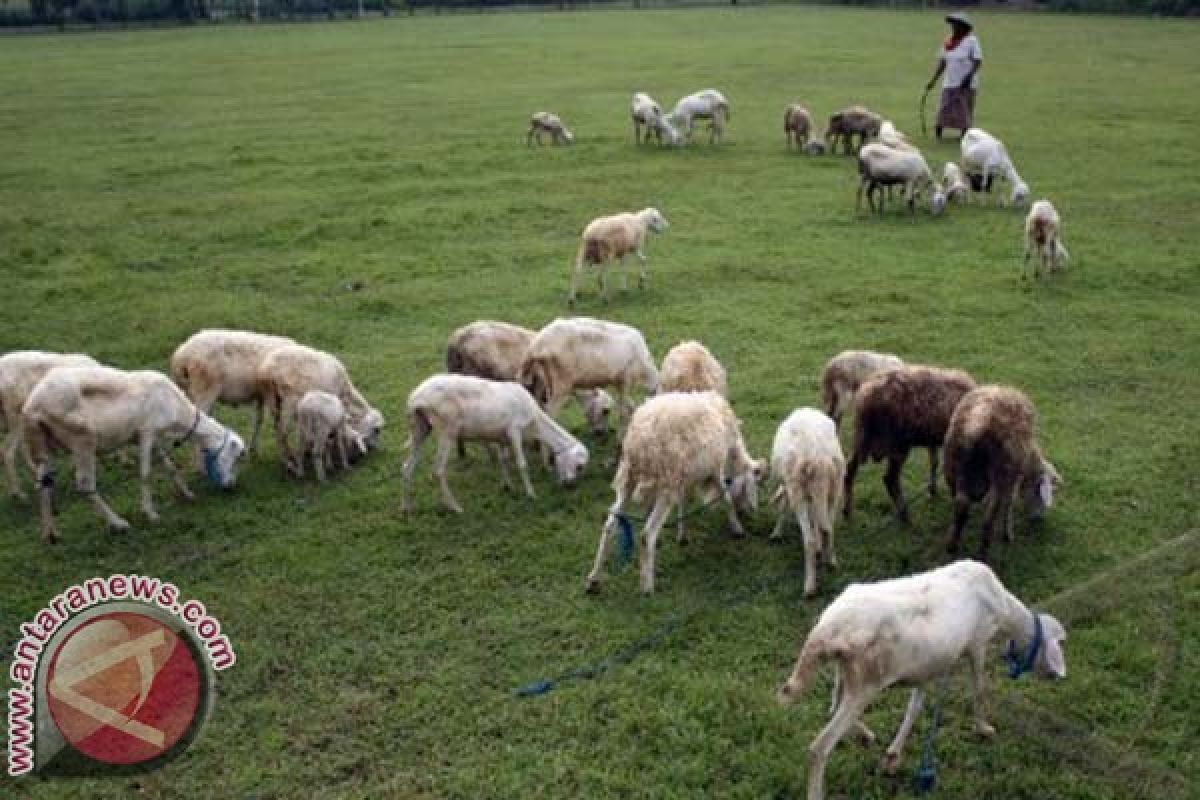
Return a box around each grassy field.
[2,8,1199,799]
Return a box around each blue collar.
[202,430,230,487]
[1004,611,1043,680]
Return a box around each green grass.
[2,8,1199,799]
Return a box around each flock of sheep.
[0,89,1080,800]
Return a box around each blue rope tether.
[915,692,943,794]
[615,514,636,567]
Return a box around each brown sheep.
[784,103,814,150]
[824,105,882,155]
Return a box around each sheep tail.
[404,408,431,451]
[782,633,832,698]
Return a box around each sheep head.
[804,139,827,156]
[1022,456,1062,519]
[553,441,589,486]
[1011,179,1030,208]
[350,407,385,455]
[579,389,613,436]
[202,426,246,490]
[641,208,669,233]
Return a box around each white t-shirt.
[940,34,983,90]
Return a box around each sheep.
[944,385,1062,560]
[877,120,917,152]
[0,351,99,500]
[856,143,947,219]
[1023,199,1070,279]
[401,374,588,514]
[824,105,882,155]
[21,366,245,544]
[584,391,765,594]
[784,104,814,151]
[942,161,971,205]
[820,350,904,429]
[843,365,978,523]
[769,409,845,598]
[295,390,361,482]
[667,89,730,145]
[169,328,296,455]
[567,208,669,306]
[445,320,614,438]
[519,317,659,435]
[960,127,1030,207]
[255,344,384,476]
[776,559,1067,800]
[658,340,727,396]
[631,92,680,146]
[526,111,575,146]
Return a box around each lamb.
[942,161,971,205]
[843,364,977,523]
[819,349,904,429]
[1023,199,1070,279]
[769,409,845,598]
[667,89,731,145]
[0,351,99,500]
[943,385,1062,560]
[824,105,882,155]
[631,92,681,146]
[658,340,727,396]
[295,390,361,482]
[401,374,588,514]
[526,111,575,146]
[567,208,669,306]
[960,127,1030,207]
[776,560,1067,800]
[856,143,947,218]
[783,104,814,151]
[584,391,765,594]
[21,366,245,544]
[519,317,659,434]
[169,328,296,455]
[255,344,384,475]
[446,320,614,438]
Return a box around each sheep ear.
[1039,614,1068,678]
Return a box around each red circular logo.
[46,611,203,766]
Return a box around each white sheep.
[585,390,765,594]
[526,111,574,146]
[567,208,669,306]
[819,350,904,429]
[668,89,730,145]
[776,560,1067,800]
[519,316,659,434]
[1023,199,1070,278]
[658,340,727,396]
[631,92,680,146]
[295,390,361,482]
[170,328,296,455]
[21,366,245,543]
[769,409,845,598]
[256,344,384,475]
[0,351,99,500]
[960,127,1030,207]
[877,120,917,152]
[783,104,814,151]
[401,374,588,514]
[942,161,971,205]
[857,143,947,218]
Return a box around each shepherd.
[925,12,983,141]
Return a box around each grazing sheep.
[944,385,1062,560]
[519,317,659,434]
[585,391,765,594]
[446,320,614,437]
[668,89,731,145]
[169,328,296,455]
[401,374,588,514]
[1023,199,1070,279]
[960,127,1030,207]
[658,340,727,396]
[527,111,575,146]
[776,559,1067,800]
[770,409,845,598]
[784,104,814,150]
[820,350,904,429]
[857,143,947,218]
[843,365,977,523]
[824,106,882,155]
[804,139,828,156]
[631,92,680,146]
[567,208,669,306]
[295,390,360,483]
[256,344,384,476]
[21,366,245,543]
[942,161,971,205]
[0,351,99,500]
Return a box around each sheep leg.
[722,478,746,538]
[3,429,28,501]
[948,490,971,555]
[488,444,514,491]
[675,503,688,545]
[276,395,301,476]
[568,258,584,307]
[797,505,819,598]
[618,254,628,291]
[336,430,351,472]
[968,645,996,738]
[978,489,1002,561]
[35,463,60,544]
[770,505,788,540]
[312,435,327,483]
[434,431,463,513]
[842,447,862,520]
[508,429,536,500]
[585,489,627,592]
[73,446,130,532]
[248,398,264,455]
[855,178,867,214]
[829,668,876,745]
[400,413,431,513]
[883,455,910,523]
[1005,483,1020,542]
[156,446,194,500]
[883,688,925,775]
[636,250,648,289]
[638,494,673,594]
[927,446,939,497]
[807,691,873,800]
[598,264,609,304]
[137,434,160,522]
